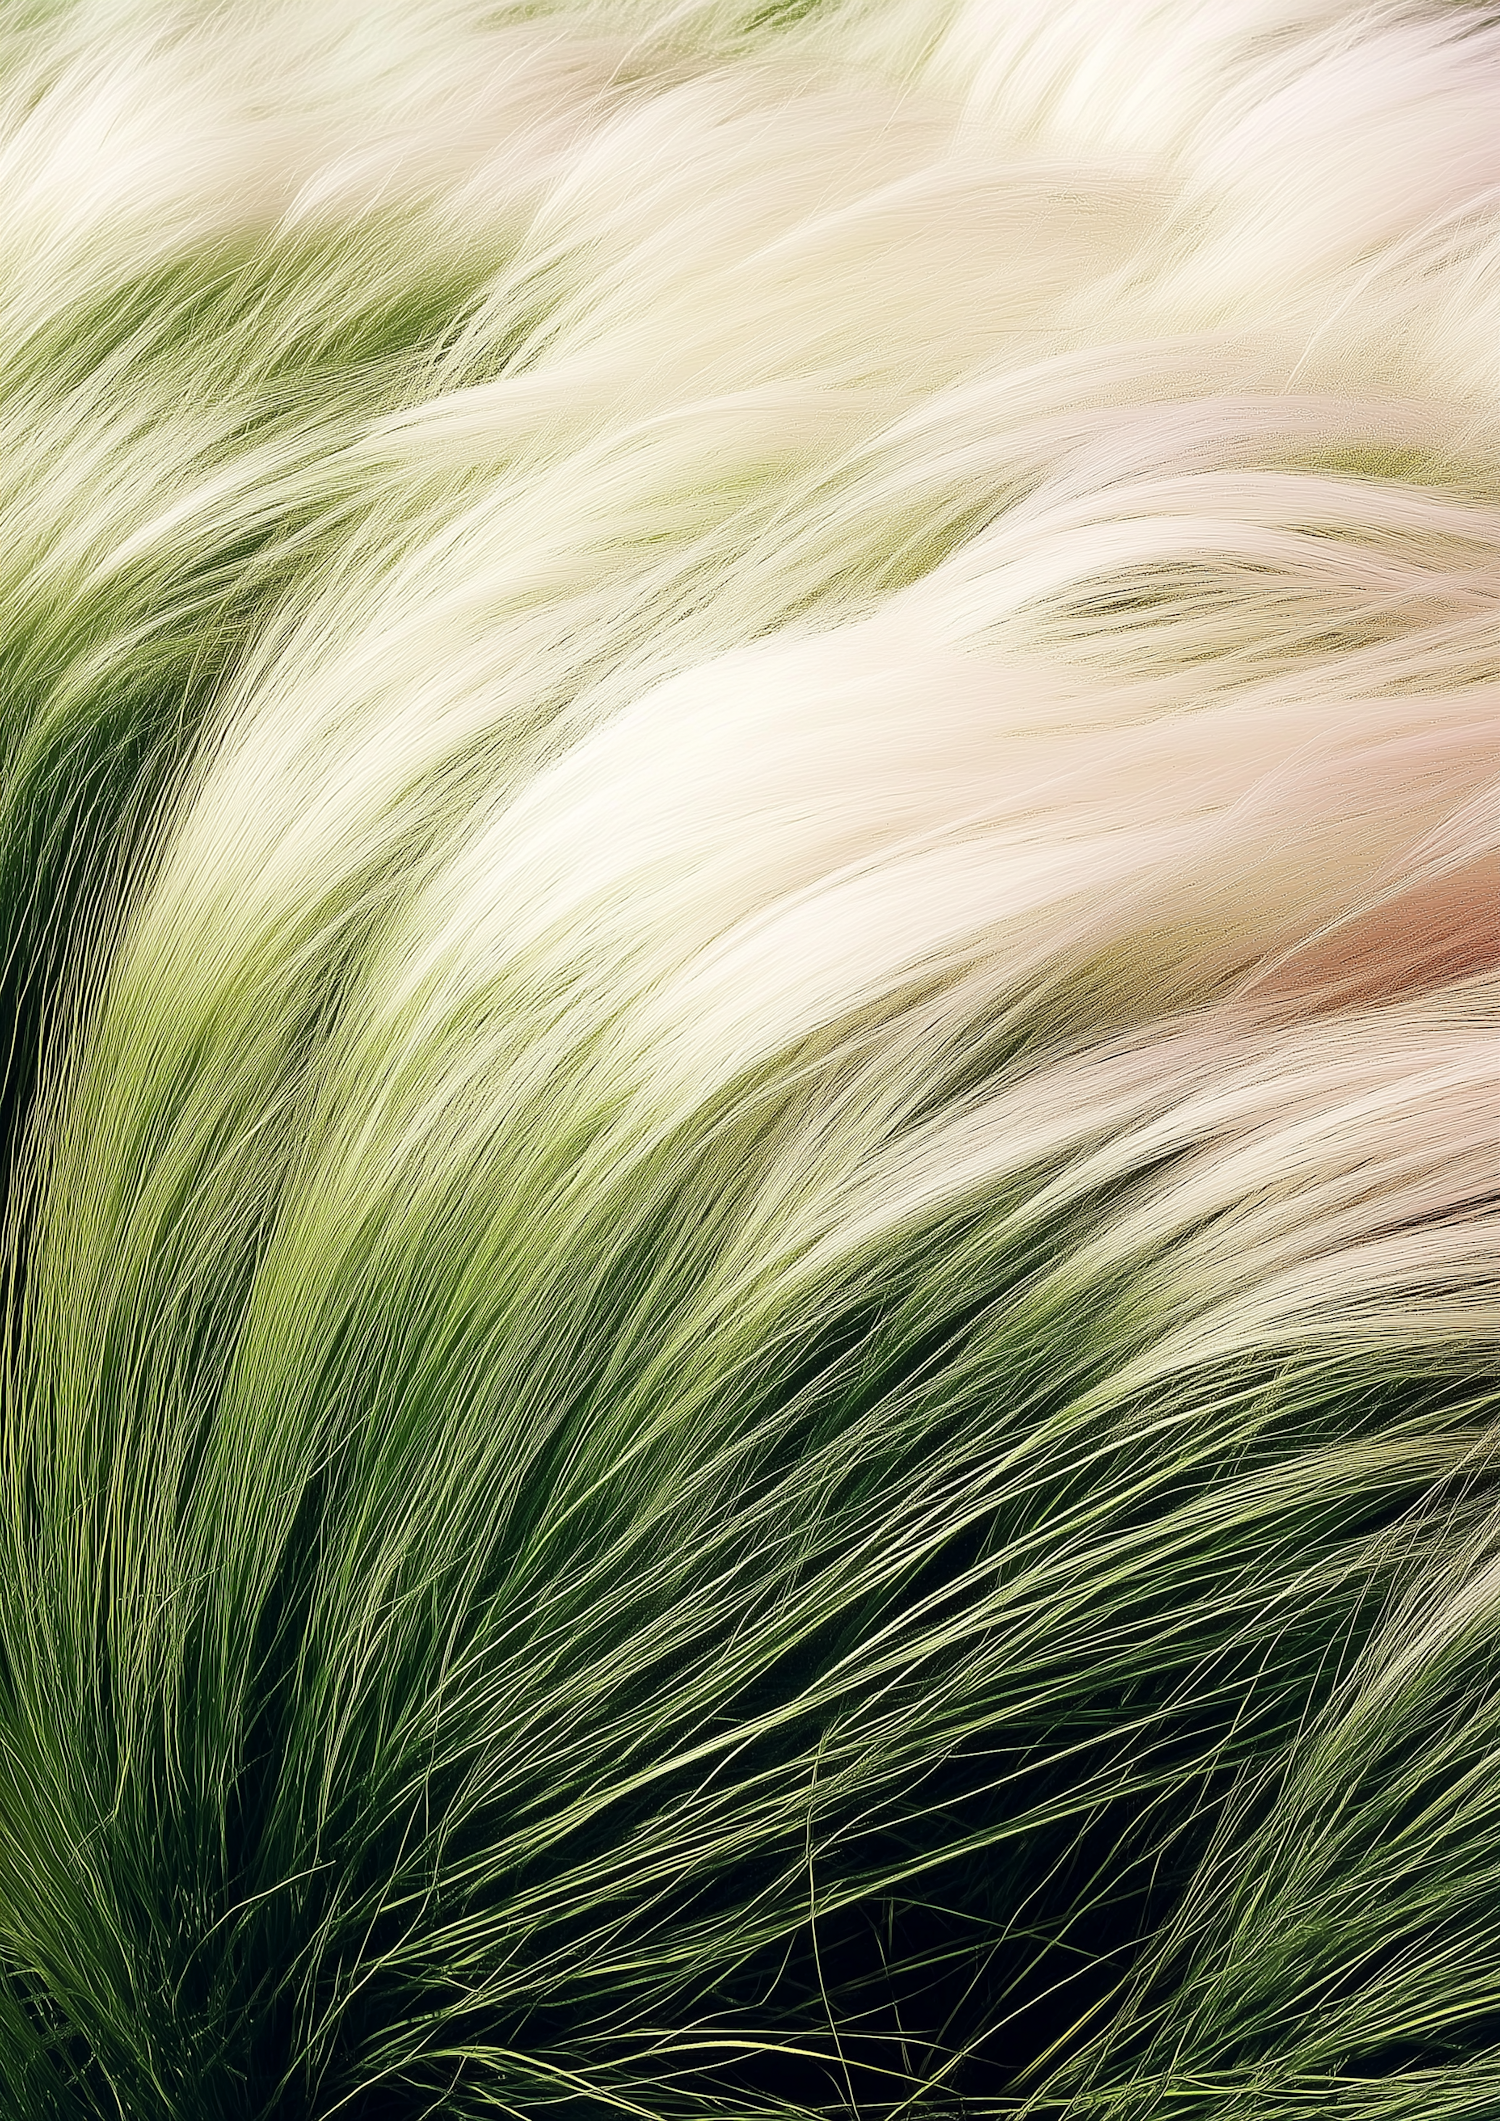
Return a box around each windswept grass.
[0,2,1496,2114]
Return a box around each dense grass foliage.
[1,1,1497,2114]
